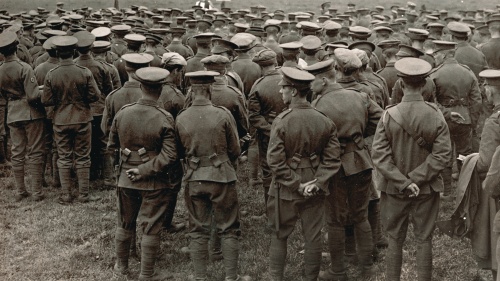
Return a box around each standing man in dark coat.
[41,35,100,204]
[430,40,482,199]
[176,71,251,281]
[248,49,287,217]
[372,58,452,281]
[0,31,45,201]
[108,67,177,281]
[266,66,341,281]
[479,15,500,70]
[304,59,383,280]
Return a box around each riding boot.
[269,237,287,281]
[416,240,432,281]
[368,200,388,249]
[190,236,209,280]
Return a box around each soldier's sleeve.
[110,65,122,89]
[314,120,342,194]
[138,115,178,177]
[267,119,301,192]
[248,88,272,136]
[365,93,383,137]
[41,71,54,106]
[235,93,249,138]
[174,120,186,161]
[371,113,414,192]
[468,75,483,127]
[407,111,452,186]
[107,113,120,153]
[23,64,41,107]
[85,69,101,103]
[224,111,241,162]
[102,67,114,95]
[172,91,186,119]
[183,87,193,109]
[477,116,500,174]
[101,96,111,136]
[390,79,403,105]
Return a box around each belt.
[442,98,469,107]
[287,154,319,170]
[120,148,157,163]
[187,153,230,169]
[339,136,365,154]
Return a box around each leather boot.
[58,168,73,204]
[30,163,44,201]
[416,240,432,281]
[303,241,322,281]
[210,224,223,262]
[221,236,239,280]
[76,168,100,203]
[354,221,375,279]
[319,226,347,280]
[13,166,29,201]
[138,234,172,280]
[114,228,133,279]
[368,200,388,249]
[269,237,287,281]
[345,225,357,265]
[52,151,60,188]
[386,236,404,281]
[441,167,453,201]
[190,237,209,280]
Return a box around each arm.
[248,89,272,136]
[267,120,301,192]
[477,117,500,174]
[24,65,41,106]
[365,93,383,137]
[391,79,403,105]
[225,112,241,163]
[138,116,178,177]
[468,75,483,127]
[371,113,413,192]
[85,70,100,103]
[41,72,54,106]
[407,113,452,185]
[314,122,342,193]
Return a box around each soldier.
[211,38,245,93]
[372,58,452,281]
[114,33,146,85]
[333,48,375,101]
[247,49,287,218]
[376,40,401,98]
[186,33,221,73]
[266,66,341,280]
[34,36,60,188]
[108,67,177,281]
[0,31,45,201]
[230,33,261,98]
[479,14,500,69]
[74,30,114,182]
[176,71,250,281]
[92,41,122,90]
[158,52,187,119]
[279,41,307,68]
[405,28,435,67]
[448,22,488,78]
[166,28,194,59]
[304,59,383,280]
[143,33,163,67]
[110,25,131,57]
[41,35,100,204]
[101,53,154,187]
[430,40,482,200]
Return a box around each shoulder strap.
[386,106,432,152]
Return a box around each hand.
[303,184,320,197]
[405,183,420,198]
[299,179,318,197]
[450,112,466,124]
[126,168,142,182]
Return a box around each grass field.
[0,0,497,16]
[0,162,494,281]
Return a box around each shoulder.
[214,104,232,116]
[226,85,242,95]
[424,101,439,111]
[276,108,293,119]
[251,76,265,87]
[458,63,473,72]
[429,64,444,75]
[107,87,121,98]
[153,104,174,120]
[116,102,137,115]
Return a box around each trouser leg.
[416,240,432,281]
[269,237,287,281]
[115,227,133,272]
[221,235,239,280]
[139,234,161,279]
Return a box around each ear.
[322,77,328,85]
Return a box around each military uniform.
[248,67,287,199]
[107,67,178,281]
[166,40,194,59]
[305,59,383,279]
[377,62,399,98]
[231,52,262,98]
[480,38,500,70]
[266,67,341,281]
[455,41,488,78]
[372,58,452,280]
[176,71,246,281]
[41,36,100,203]
[0,33,45,201]
[111,37,128,56]
[158,83,186,120]
[391,77,437,104]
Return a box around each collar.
[282,61,298,68]
[137,98,158,106]
[191,98,212,106]
[289,100,311,109]
[123,81,141,88]
[337,76,356,83]
[169,40,181,45]
[456,41,469,48]
[78,53,93,60]
[60,58,75,66]
[4,56,19,62]
[236,52,251,59]
[401,93,424,102]
[196,49,211,56]
[385,62,395,67]
[322,83,345,94]
[213,76,226,85]
[47,57,59,64]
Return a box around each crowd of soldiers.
[1,0,500,280]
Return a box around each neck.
[290,95,308,105]
[141,88,161,100]
[4,54,17,60]
[261,65,275,75]
[411,41,424,50]
[491,32,500,39]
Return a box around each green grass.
[0,162,493,281]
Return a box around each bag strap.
[386,106,432,152]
